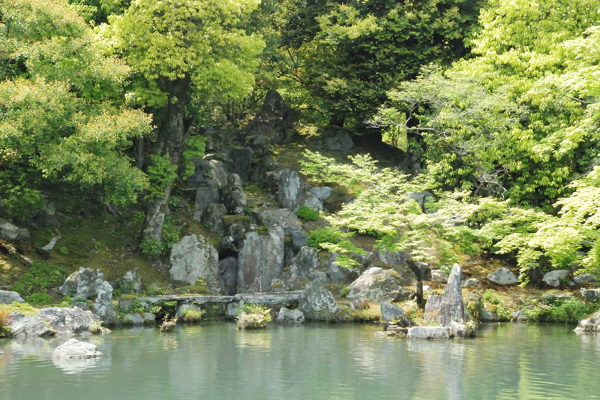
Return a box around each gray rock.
[226,301,242,319]
[202,203,227,232]
[302,192,323,212]
[245,90,292,145]
[581,289,600,301]
[487,267,518,285]
[448,321,475,338]
[143,313,155,324]
[325,130,353,152]
[346,267,405,303]
[407,191,434,212]
[574,273,596,285]
[290,231,309,255]
[52,339,102,359]
[122,313,144,326]
[380,301,405,324]
[310,187,333,201]
[223,174,247,215]
[277,307,305,323]
[575,311,600,333]
[277,169,303,212]
[326,253,359,284]
[290,246,319,277]
[299,280,345,322]
[378,251,407,267]
[431,270,448,283]
[169,234,220,292]
[237,227,285,293]
[425,264,465,326]
[526,266,545,286]
[260,208,303,235]
[119,271,142,294]
[34,202,59,227]
[542,270,571,287]
[188,158,228,188]
[0,219,30,241]
[462,278,479,287]
[218,257,238,295]
[176,303,203,319]
[226,147,253,182]
[93,281,118,325]
[37,307,102,335]
[59,268,104,299]
[480,304,499,322]
[7,313,53,338]
[512,310,528,322]
[193,185,220,222]
[0,290,24,304]
[407,326,450,340]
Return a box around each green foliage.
[139,216,181,256]
[525,297,600,323]
[482,289,512,321]
[59,246,70,255]
[0,309,11,337]
[181,308,206,322]
[339,287,351,297]
[296,205,320,221]
[25,292,55,306]
[181,136,207,180]
[146,154,179,199]
[308,227,341,249]
[11,262,67,297]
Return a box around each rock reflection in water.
[52,357,100,375]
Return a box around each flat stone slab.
[407,326,450,340]
[137,292,302,307]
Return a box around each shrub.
[525,297,599,323]
[236,304,272,330]
[296,205,319,221]
[308,227,341,249]
[181,308,206,322]
[340,287,351,297]
[25,292,54,306]
[11,262,66,297]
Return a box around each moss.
[222,215,252,228]
[174,285,210,295]
[120,294,138,300]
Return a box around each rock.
[236,311,271,330]
[245,89,292,145]
[526,266,545,286]
[223,174,247,215]
[407,326,450,340]
[290,231,309,255]
[0,290,24,304]
[299,280,346,322]
[122,313,144,325]
[277,169,303,212]
[574,273,596,286]
[202,203,227,232]
[218,257,238,295]
[575,311,600,333]
[52,339,102,359]
[169,234,220,292]
[325,130,353,152]
[188,158,228,188]
[310,187,333,201]
[59,268,104,299]
[37,307,103,335]
[302,192,323,212]
[407,191,434,212]
[226,301,242,319]
[226,147,253,182]
[176,303,204,320]
[143,313,155,324]
[326,253,359,284]
[378,251,407,267]
[0,219,30,241]
[193,185,220,222]
[542,270,571,287]
[480,304,499,322]
[260,208,303,235]
[381,301,407,325]
[93,281,118,325]
[346,267,405,304]
[34,202,60,227]
[237,227,285,293]
[71,301,89,311]
[581,289,600,301]
[462,278,479,287]
[119,271,142,294]
[487,268,518,285]
[431,270,448,283]
[448,321,475,338]
[7,313,53,338]
[277,307,305,323]
[289,246,319,278]
[424,264,465,326]
[512,310,528,322]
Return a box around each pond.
[1,322,599,399]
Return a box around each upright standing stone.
[425,264,465,326]
[237,227,285,293]
[93,281,118,325]
[277,169,303,212]
[169,234,220,292]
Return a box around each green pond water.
[1,322,599,400]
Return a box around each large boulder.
[188,158,228,188]
[381,301,407,325]
[37,307,103,335]
[326,253,359,284]
[52,339,102,359]
[93,281,118,325]
[277,169,303,212]
[543,270,571,287]
[202,203,227,233]
[169,234,220,291]
[424,264,465,326]
[431,270,448,283]
[59,268,104,299]
[260,208,303,235]
[223,174,247,215]
[0,219,30,241]
[193,185,220,222]
[237,227,285,293]
[487,268,518,285]
[299,280,346,322]
[289,246,319,278]
[407,326,449,340]
[277,307,305,323]
[0,290,24,304]
[325,130,353,152]
[574,273,596,286]
[245,89,292,145]
[346,267,405,304]
[7,313,53,338]
[218,257,238,295]
[119,270,142,294]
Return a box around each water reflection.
[52,357,100,375]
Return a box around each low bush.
[11,262,66,297]
[181,308,206,322]
[308,227,341,249]
[525,297,600,323]
[296,205,319,221]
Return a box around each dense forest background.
[1,0,599,283]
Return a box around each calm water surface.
[1,322,599,400]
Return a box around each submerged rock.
[575,311,600,333]
[407,326,450,340]
[37,307,104,335]
[52,339,102,359]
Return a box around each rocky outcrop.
[237,227,285,293]
[381,301,407,326]
[487,268,518,285]
[37,307,103,335]
[260,208,303,235]
[378,251,407,267]
[52,339,102,359]
[203,203,227,232]
[424,264,465,326]
[226,147,254,182]
[299,280,345,322]
[223,174,247,215]
[277,307,305,323]
[346,267,406,304]
[512,310,528,322]
[543,270,571,287]
[188,158,228,188]
[290,231,309,255]
[0,290,24,304]
[93,282,118,325]
[169,234,220,291]
[0,219,30,241]
[277,169,302,212]
[289,246,319,278]
[122,314,144,325]
[59,268,104,299]
[7,313,54,338]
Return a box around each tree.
[0,0,152,219]
[103,0,265,252]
